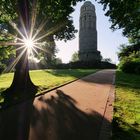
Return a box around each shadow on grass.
[0,89,111,140]
[116,71,140,89]
[45,69,116,85]
[44,69,97,78]
[0,85,38,109]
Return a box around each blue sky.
[56,0,128,64]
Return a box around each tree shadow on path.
[0,70,113,140]
[29,90,110,140]
[0,89,111,140]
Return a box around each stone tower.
[79,1,101,62]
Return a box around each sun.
[23,38,36,55]
[24,39,34,48]
[24,38,34,48]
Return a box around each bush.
[119,56,140,74]
[55,61,116,69]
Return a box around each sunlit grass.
[0,73,14,89]
[0,69,97,92]
[112,71,140,140]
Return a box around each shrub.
[119,53,140,74]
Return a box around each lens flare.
[0,0,67,72]
[23,38,34,54]
[24,38,34,48]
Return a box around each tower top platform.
[81,1,95,12]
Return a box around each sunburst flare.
[0,0,66,73]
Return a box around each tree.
[102,58,112,63]
[0,27,15,73]
[117,42,140,74]
[52,58,62,65]
[41,37,57,67]
[97,0,140,73]
[0,0,85,95]
[0,46,15,73]
[71,52,79,62]
[97,0,140,39]
[118,44,140,60]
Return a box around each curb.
[98,73,116,140]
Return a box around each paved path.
[0,69,115,140]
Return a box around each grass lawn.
[113,71,140,140]
[0,69,97,96]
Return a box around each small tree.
[118,44,140,60]
[102,58,112,63]
[71,52,79,62]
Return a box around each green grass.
[0,72,14,90]
[112,71,140,140]
[0,69,97,93]
[0,69,97,105]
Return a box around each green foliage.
[98,0,140,74]
[118,44,140,60]
[0,0,85,41]
[70,51,79,62]
[118,52,140,74]
[0,62,6,73]
[0,0,85,76]
[52,58,62,65]
[41,38,57,66]
[97,0,140,39]
[113,71,140,140]
[0,17,16,73]
[0,45,15,73]
[117,37,140,74]
[102,58,112,63]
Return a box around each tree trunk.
[10,46,36,92]
[6,0,37,95]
